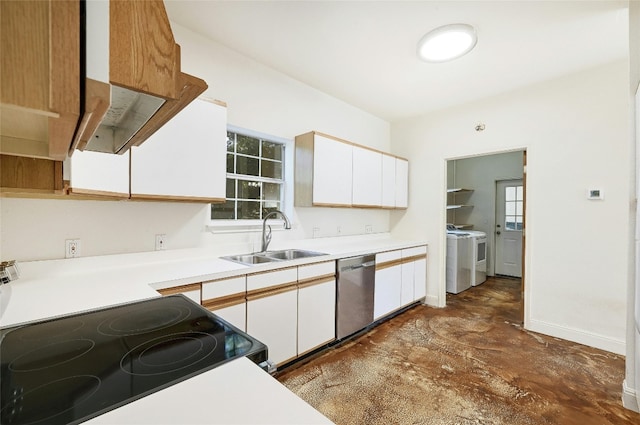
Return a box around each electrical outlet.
[312,227,320,238]
[65,239,81,258]
[155,234,166,251]
[365,225,373,234]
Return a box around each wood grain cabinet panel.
[0,0,80,160]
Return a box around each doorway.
[445,150,526,323]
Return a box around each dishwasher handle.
[339,260,376,272]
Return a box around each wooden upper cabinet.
[0,0,80,161]
[72,0,208,156]
[109,0,179,99]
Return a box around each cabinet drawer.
[376,249,402,264]
[298,261,335,282]
[202,276,246,301]
[247,267,297,292]
[402,245,427,259]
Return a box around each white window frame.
[206,125,294,233]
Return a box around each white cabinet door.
[312,134,352,206]
[202,276,246,331]
[400,259,415,306]
[395,158,409,208]
[352,146,382,207]
[413,257,427,301]
[374,264,402,319]
[130,98,226,201]
[66,150,130,197]
[381,154,396,208]
[298,278,336,355]
[210,303,246,332]
[374,250,402,319]
[247,288,298,366]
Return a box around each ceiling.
[164,0,629,122]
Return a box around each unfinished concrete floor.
[277,276,640,425]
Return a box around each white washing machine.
[446,233,473,294]
[447,226,487,287]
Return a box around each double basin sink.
[221,249,328,266]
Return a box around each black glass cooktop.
[0,295,268,425]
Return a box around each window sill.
[206,219,289,234]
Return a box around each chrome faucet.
[261,210,292,252]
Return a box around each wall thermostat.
[587,189,604,200]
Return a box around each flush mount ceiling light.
[417,23,477,63]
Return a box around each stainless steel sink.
[262,249,328,261]
[221,254,279,265]
[221,249,328,266]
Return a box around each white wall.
[0,22,392,262]
[624,0,640,412]
[390,61,630,355]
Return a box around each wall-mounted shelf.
[447,188,474,229]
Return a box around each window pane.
[261,159,282,179]
[505,202,516,215]
[225,178,235,198]
[506,186,516,201]
[236,134,259,156]
[505,218,516,230]
[262,141,282,160]
[237,200,261,219]
[263,202,280,213]
[516,201,523,216]
[516,185,523,201]
[226,154,234,173]
[263,182,280,201]
[226,132,235,152]
[211,200,235,219]
[237,180,261,200]
[236,156,259,176]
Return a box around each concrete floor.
[277,277,640,425]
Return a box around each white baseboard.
[527,318,625,355]
[623,379,639,412]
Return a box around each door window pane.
[504,184,524,231]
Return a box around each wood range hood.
[71,0,208,156]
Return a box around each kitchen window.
[211,127,290,221]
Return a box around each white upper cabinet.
[313,134,353,206]
[395,158,409,208]
[66,150,130,198]
[295,131,408,209]
[130,99,227,202]
[352,145,382,207]
[381,154,396,208]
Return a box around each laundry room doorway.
[446,149,526,323]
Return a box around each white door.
[495,179,523,277]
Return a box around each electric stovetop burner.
[0,295,268,425]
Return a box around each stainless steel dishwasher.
[336,254,376,339]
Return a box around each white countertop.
[0,233,425,424]
[85,357,333,425]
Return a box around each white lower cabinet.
[401,246,428,305]
[376,245,427,314]
[247,288,298,366]
[202,276,247,332]
[246,267,299,366]
[374,250,403,319]
[297,261,336,355]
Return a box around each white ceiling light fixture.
[417,23,477,63]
